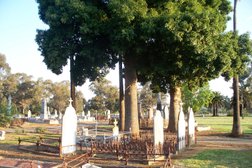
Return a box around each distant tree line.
[0,53,85,117]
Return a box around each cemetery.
[0,95,251,168]
[1,0,252,167]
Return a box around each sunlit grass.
[175,149,252,168]
[196,116,252,134]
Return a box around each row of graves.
[16,98,96,125]
[16,99,196,167]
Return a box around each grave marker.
[177,103,186,151]
[188,108,195,146]
[153,110,164,145]
[61,99,77,156]
[0,131,5,140]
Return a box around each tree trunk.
[168,86,181,133]
[70,55,76,109]
[232,75,242,136]
[124,53,139,138]
[232,0,242,137]
[119,54,125,131]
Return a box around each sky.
[0,0,252,100]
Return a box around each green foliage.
[0,113,11,127]
[137,0,233,92]
[139,82,157,113]
[35,127,47,133]
[222,32,252,80]
[36,0,118,86]
[87,78,119,113]
[182,83,214,113]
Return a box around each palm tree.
[232,0,242,137]
[210,92,224,116]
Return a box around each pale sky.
[0,0,252,100]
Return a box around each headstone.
[7,95,12,115]
[0,131,6,140]
[163,105,169,120]
[148,108,154,120]
[82,163,101,168]
[87,111,91,117]
[112,119,119,137]
[59,112,63,119]
[177,103,186,151]
[153,110,164,145]
[156,93,162,111]
[61,99,77,155]
[27,110,32,118]
[107,110,111,120]
[81,111,85,117]
[54,109,58,118]
[81,127,89,136]
[47,107,51,118]
[40,98,48,119]
[188,108,195,146]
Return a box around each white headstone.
[177,104,186,151]
[81,111,85,117]
[148,108,154,120]
[54,109,58,118]
[153,110,164,145]
[47,107,51,118]
[61,99,77,155]
[87,111,91,117]
[0,131,5,140]
[27,110,32,118]
[107,110,111,120]
[59,112,62,119]
[81,127,89,136]
[112,119,119,137]
[163,105,169,120]
[40,98,48,119]
[188,108,195,146]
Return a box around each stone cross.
[112,119,119,137]
[61,98,77,156]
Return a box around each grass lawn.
[175,149,252,168]
[195,116,252,134]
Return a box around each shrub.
[35,127,47,133]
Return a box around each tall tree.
[137,0,232,132]
[232,0,242,137]
[36,0,117,109]
[210,92,224,116]
[119,54,125,131]
[228,0,252,136]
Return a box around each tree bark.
[232,75,242,136]
[70,55,76,109]
[119,54,125,131]
[168,86,181,133]
[124,53,139,138]
[232,0,242,137]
